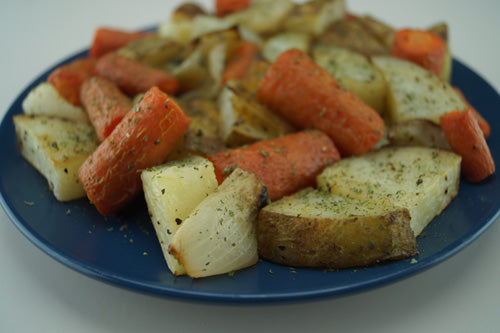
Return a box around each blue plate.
[1,50,499,303]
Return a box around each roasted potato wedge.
[355,15,395,50]
[282,0,346,36]
[224,0,294,35]
[317,16,390,56]
[117,35,183,68]
[387,119,451,150]
[262,31,311,62]
[371,56,467,125]
[317,146,461,236]
[257,188,417,268]
[13,114,99,201]
[169,168,267,278]
[231,58,270,94]
[141,156,219,276]
[313,46,387,114]
[169,97,226,159]
[157,3,206,44]
[218,83,295,146]
[22,82,89,123]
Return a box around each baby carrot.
[47,57,97,106]
[78,86,191,215]
[208,130,340,201]
[216,0,250,17]
[440,109,495,183]
[453,87,490,138]
[257,48,384,157]
[95,53,179,96]
[391,28,447,77]
[89,27,151,58]
[80,76,133,141]
[221,41,260,84]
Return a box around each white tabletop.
[1,1,499,332]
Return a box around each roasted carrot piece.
[391,28,447,77]
[47,57,97,106]
[257,48,384,157]
[215,0,250,17]
[95,53,179,96]
[453,87,490,138]
[440,110,495,183]
[80,76,133,141]
[89,27,151,58]
[78,86,191,215]
[222,41,260,83]
[208,130,340,201]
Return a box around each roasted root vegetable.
[262,31,311,62]
[313,46,387,114]
[95,53,179,96]
[282,0,346,36]
[141,156,218,276]
[387,119,450,150]
[13,114,99,201]
[89,27,151,58]
[223,0,295,35]
[80,76,132,141]
[257,188,417,268]
[391,29,447,79]
[257,48,385,157]
[158,3,206,44]
[454,87,490,138]
[168,97,226,159]
[216,0,250,17]
[221,41,260,83]
[440,110,495,183]
[22,82,89,123]
[218,83,294,146]
[78,86,190,215]
[317,146,461,236]
[169,28,240,96]
[116,35,183,68]
[371,56,467,125]
[47,57,97,106]
[169,168,266,278]
[316,16,391,57]
[208,130,340,201]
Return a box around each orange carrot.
[391,28,447,77]
[222,41,260,84]
[215,0,250,17]
[89,27,151,58]
[453,87,490,138]
[78,86,191,215]
[95,53,179,96]
[257,48,384,157]
[440,109,495,183]
[80,76,133,141]
[47,57,97,106]
[208,130,340,201]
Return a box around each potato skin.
[257,208,417,269]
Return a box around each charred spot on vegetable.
[175,218,182,225]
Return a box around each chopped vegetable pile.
[13,0,495,278]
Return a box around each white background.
[1,0,499,332]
